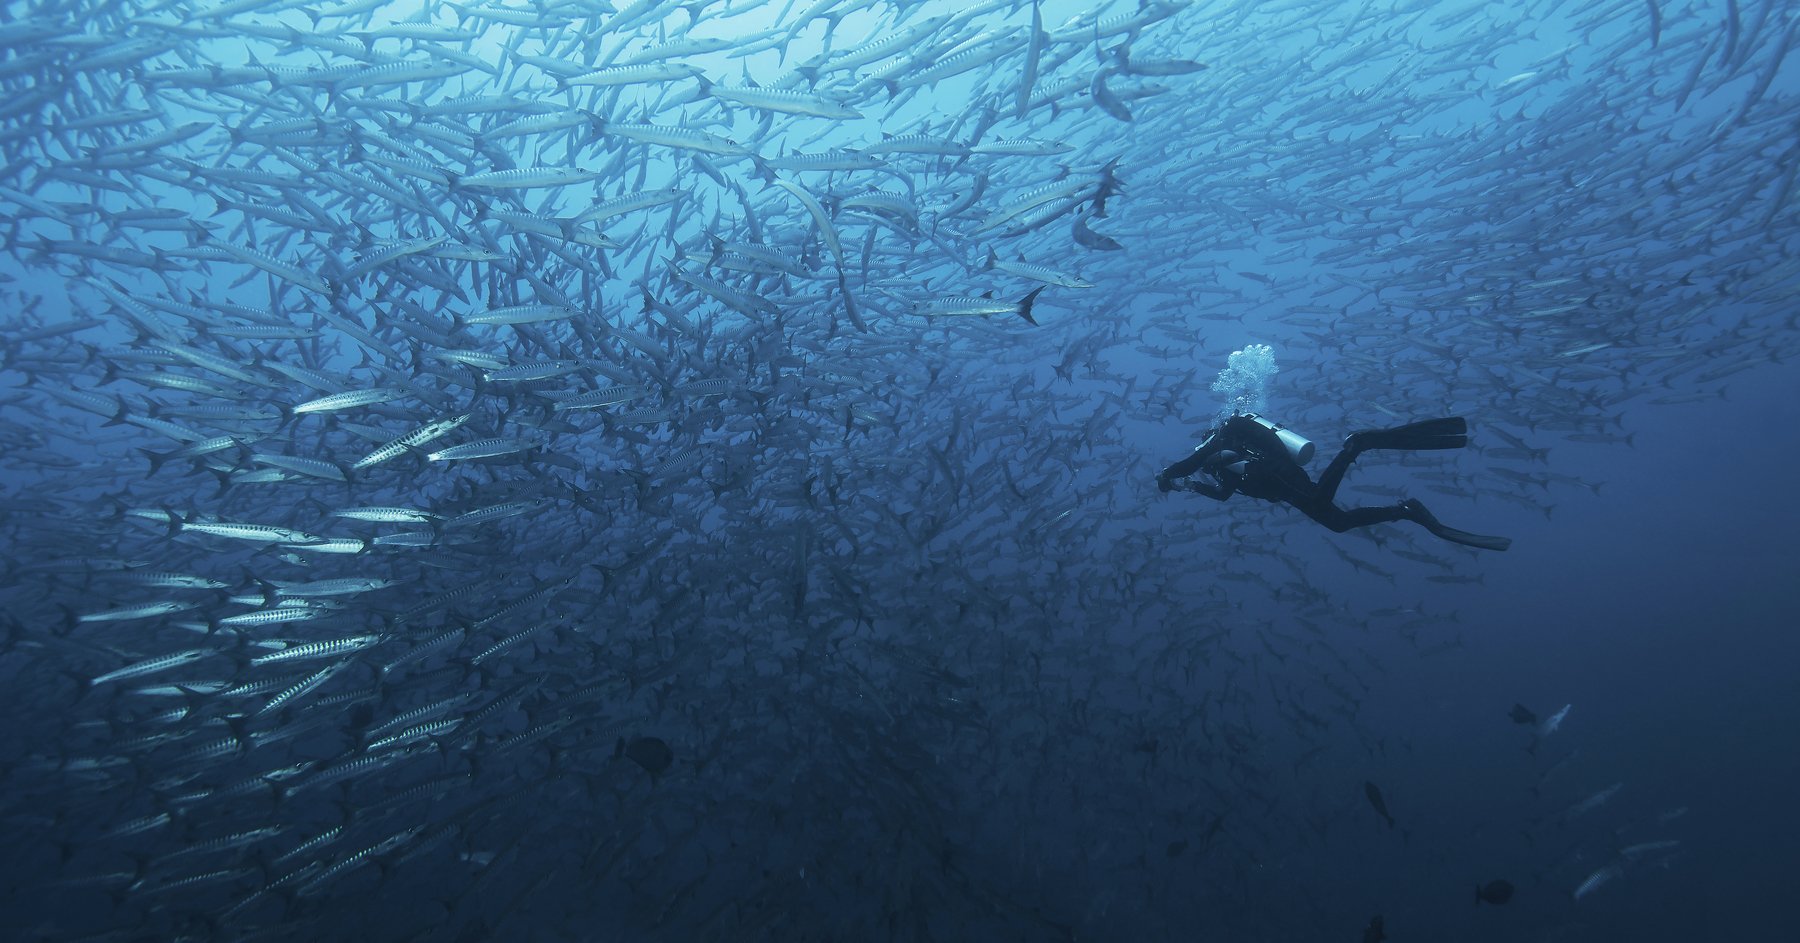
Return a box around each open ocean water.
[0,0,1795,940]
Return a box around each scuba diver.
[1156,414,1512,551]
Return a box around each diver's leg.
[1399,499,1512,551]
[1295,499,1407,534]
[1328,420,1466,504]
[1313,446,1362,504]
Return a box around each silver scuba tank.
[1240,413,1314,464]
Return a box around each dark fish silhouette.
[1508,703,1537,725]
[1362,914,1386,943]
[1475,878,1515,905]
[1363,781,1396,829]
[616,736,673,775]
[1072,214,1123,251]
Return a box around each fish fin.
[1017,286,1044,325]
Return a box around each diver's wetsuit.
[1159,415,1511,551]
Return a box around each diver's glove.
[1156,474,1173,493]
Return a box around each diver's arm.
[1184,478,1234,501]
[1160,431,1225,481]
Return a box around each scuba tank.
[1240,413,1314,464]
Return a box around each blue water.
[0,0,1796,940]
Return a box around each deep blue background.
[0,0,1796,940]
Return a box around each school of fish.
[0,0,1789,939]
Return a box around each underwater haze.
[0,0,1796,940]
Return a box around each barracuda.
[703,81,863,119]
[250,634,385,667]
[115,571,230,590]
[604,122,751,157]
[573,188,685,226]
[911,287,1044,324]
[452,167,604,190]
[558,62,704,89]
[292,388,404,414]
[484,359,584,382]
[462,304,579,326]
[89,649,213,685]
[178,520,326,545]
[982,249,1093,288]
[552,385,651,411]
[426,436,541,462]
[264,576,402,596]
[352,414,471,469]
[331,507,440,524]
[197,235,331,295]
[253,660,350,717]
[217,606,334,628]
[75,600,203,624]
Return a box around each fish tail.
[1017,286,1043,326]
[140,448,170,477]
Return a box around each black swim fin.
[1389,417,1467,437]
[1401,499,1512,551]
[1349,417,1469,452]
[1425,523,1513,552]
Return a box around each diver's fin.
[1401,499,1511,551]
[1349,429,1468,451]
[1386,417,1467,437]
[1348,417,1470,451]
[1424,524,1512,552]
[1404,434,1467,450]
[1348,433,1467,451]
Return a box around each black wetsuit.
[1158,415,1512,551]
